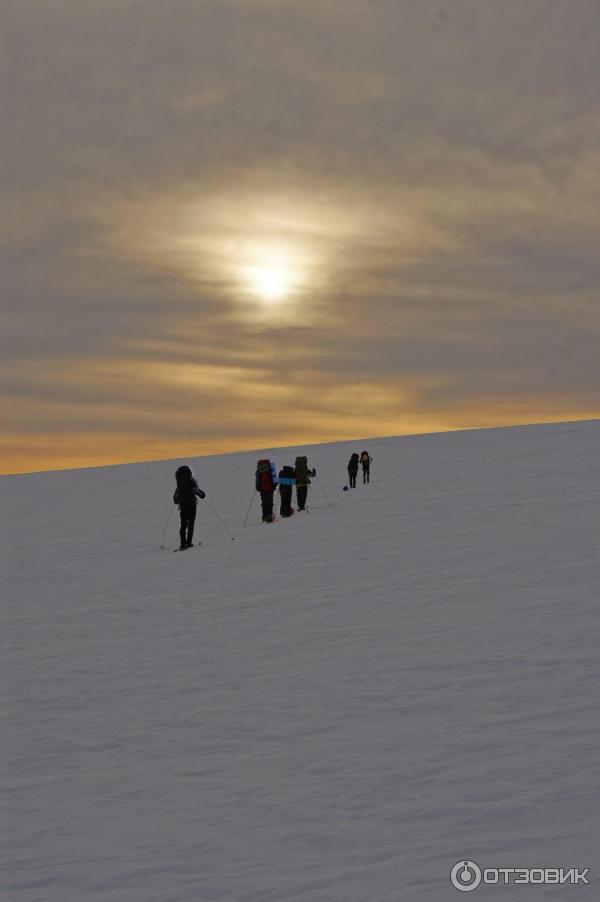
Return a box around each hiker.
[294,455,316,511]
[173,465,206,550]
[360,450,372,483]
[347,453,359,489]
[255,458,278,523]
[278,465,296,517]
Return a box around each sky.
[2,0,599,474]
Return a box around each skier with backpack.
[360,450,372,483]
[173,465,206,550]
[255,458,278,523]
[278,465,296,517]
[347,453,359,488]
[294,455,316,511]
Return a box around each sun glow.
[245,259,294,302]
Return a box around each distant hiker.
[173,465,206,550]
[255,458,278,523]
[360,450,372,483]
[294,455,316,511]
[278,465,296,517]
[347,453,359,488]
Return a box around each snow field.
[3,420,600,900]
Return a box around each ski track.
[2,421,600,901]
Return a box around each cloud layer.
[2,0,599,472]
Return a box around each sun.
[245,259,294,302]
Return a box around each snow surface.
[3,421,600,901]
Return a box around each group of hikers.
[172,450,373,550]
[254,455,317,523]
[347,450,372,488]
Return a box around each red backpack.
[256,459,274,492]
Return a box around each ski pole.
[315,475,332,507]
[160,505,175,549]
[202,498,235,541]
[243,490,257,526]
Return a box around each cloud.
[2,0,600,471]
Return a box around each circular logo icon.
[451,861,482,892]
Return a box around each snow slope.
[3,421,600,901]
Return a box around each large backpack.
[295,455,308,481]
[175,465,195,503]
[176,465,192,485]
[279,465,295,486]
[256,459,274,492]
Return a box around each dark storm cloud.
[2,0,599,471]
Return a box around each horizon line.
[2,416,598,478]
